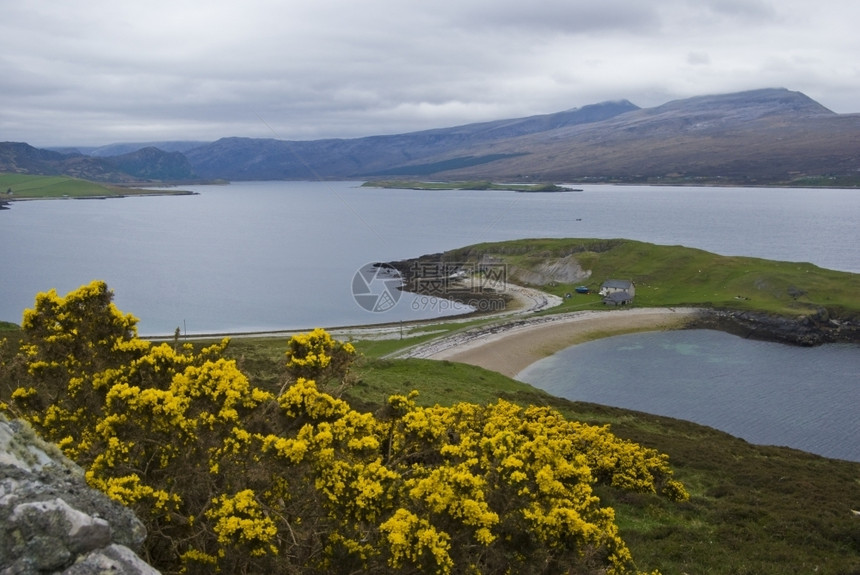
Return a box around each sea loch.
[1,181,858,460]
[1,181,857,334]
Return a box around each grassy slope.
[446,238,860,319]
[0,173,188,199]
[366,362,860,575]
[221,336,860,575]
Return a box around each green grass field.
[0,173,191,199]
[1,174,119,198]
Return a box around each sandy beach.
[398,307,703,378]
[170,279,703,380]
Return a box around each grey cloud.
[441,0,661,34]
[1,0,858,147]
[702,0,778,21]
[687,52,712,65]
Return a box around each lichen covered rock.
[0,415,158,574]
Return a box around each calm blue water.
[2,181,857,334]
[517,330,860,462]
[1,181,858,460]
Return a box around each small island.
[362,179,582,192]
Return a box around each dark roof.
[601,279,633,289]
[604,291,633,303]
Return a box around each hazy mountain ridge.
[3,88,859,184]
[0,143,196,183]
[427,88,859,183]
[183,99,640,180]
[49,141,208,157]
[107,147,196,180]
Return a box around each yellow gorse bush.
[380,508,454,573]
[284,327,356,390]
[206,490,279,557]
[0,282,689,575]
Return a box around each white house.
[599,279,635,305]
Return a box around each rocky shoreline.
[691,308,860,346]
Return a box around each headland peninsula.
[208,238,860,573]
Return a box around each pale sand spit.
[412,308,704,378]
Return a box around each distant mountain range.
[2,88,859,185]
[0,143,196,183]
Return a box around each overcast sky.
[2,0,858,147]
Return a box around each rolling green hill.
[400,237,859,322]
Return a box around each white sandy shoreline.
[393,307,704,378]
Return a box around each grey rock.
[0,416,160,575]
[11,498,112,554]
[62,544,160,575]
